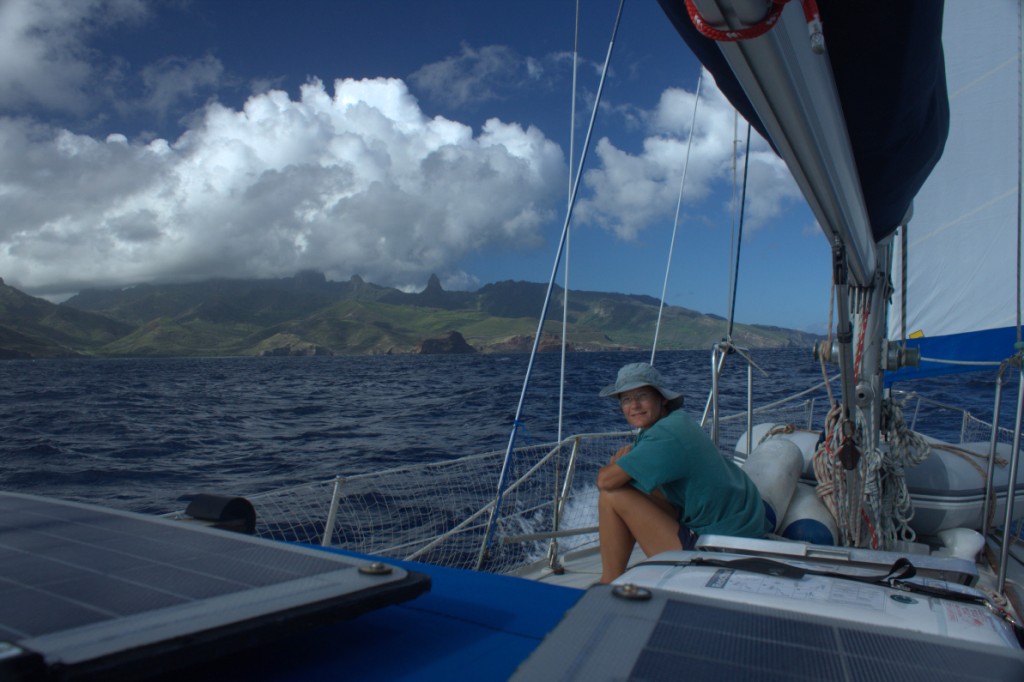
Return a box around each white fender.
[935,527,985,561]
[741,439,803,532]
[735,425,820,476]
[780,483,837,545]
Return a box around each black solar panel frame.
[0,492,430,680]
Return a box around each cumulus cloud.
[0,77,566,297]
[577,71,803,239]
[410,44,556,109]
[141,54,226,119]
[0,0,148,114]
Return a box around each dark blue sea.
[0,349,1016,514]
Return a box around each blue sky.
[0,0,831,331]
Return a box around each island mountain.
[0,273,819,358]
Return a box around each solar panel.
[512,584,1024,681]
[0,492,430,680]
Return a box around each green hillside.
[0,272,819,358]
[0,277,134,357]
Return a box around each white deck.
[514,545,654,589]
[513,533,1024,638]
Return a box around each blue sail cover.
[658,0,949,243]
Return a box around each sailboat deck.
[517,534,1024,637]
[513,544,637,589]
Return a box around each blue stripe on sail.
[884,326,1018,384]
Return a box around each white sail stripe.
[946,54,1017,100]
[919,356,1003,367]
[907,187,1017,248]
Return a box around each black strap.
[640,555,917,586]
[636,555,1024,645]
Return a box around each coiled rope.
[813,397,931,548]
[811,294,938,548]
[813,404,860,545]
[876,398,932,545]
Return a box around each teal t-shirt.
[617,410,769,539]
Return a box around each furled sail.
[888,0,1022,380]
[659,0,949,286]
[660,1,1019,381]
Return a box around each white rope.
[812,405,847,541]
[877,398,931,545]
[813,398,930,548]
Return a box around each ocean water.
[0,349,1015,514]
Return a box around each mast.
[674,0,941,547]
[685,0,876,285]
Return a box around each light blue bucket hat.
[599,362,684,410]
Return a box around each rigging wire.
[558,0,580,450]
[900,225,908,349]
[726,124,753,339]
[997,0,1024,595]
[477,0,626,570]
[699,121,762,436]
[1018,0,1023,347]
[818,278,836,406]
[550,0,581,562]
[726,110,739,336]
[651,70,703,365]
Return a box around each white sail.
[888,0,1022,379]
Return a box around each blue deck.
[183,546,583,680]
